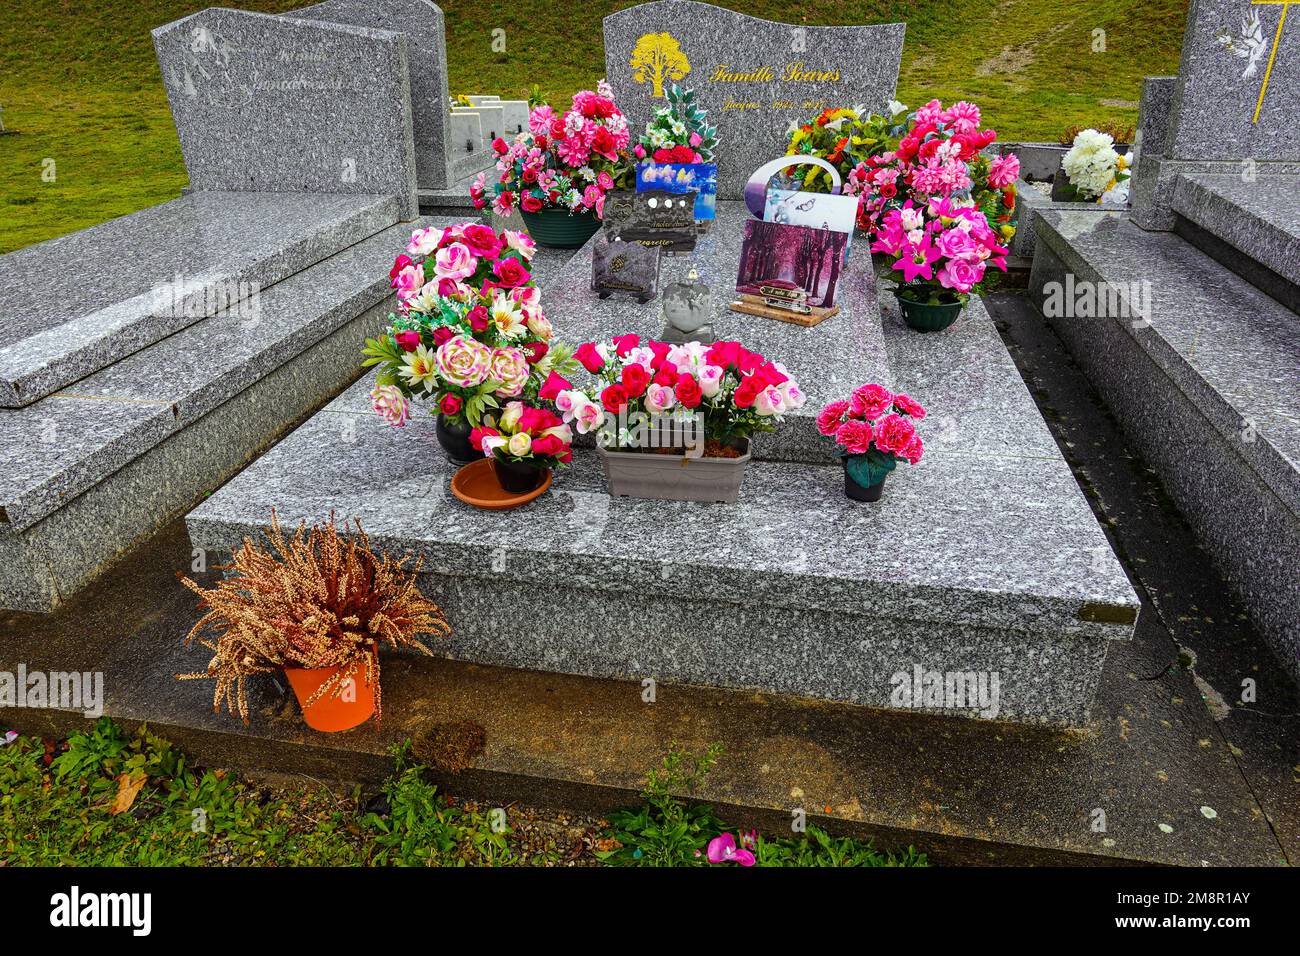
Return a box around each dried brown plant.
[177,511,451,724]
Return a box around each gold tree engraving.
[629,32,691,97]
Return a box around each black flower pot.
[493,457,547,494]
[843,462,887,502]
[436,414,477,465]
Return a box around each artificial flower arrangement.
[555,335,805,502]
[469,396,575,494]
[786,99,1018,243]
[471,81,632,246]
[178,513,450,731]
[817,384,925,502]
[633,83,717,165]
[869,197,1008,331]
[852,99,1017,242]
[1059,127,1130,204]
[362,222,580,464]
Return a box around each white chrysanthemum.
[1063,128,1121,199]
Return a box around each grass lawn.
[0,0,1188,252]
[0,719,927,867]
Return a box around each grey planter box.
[597,442,751,503]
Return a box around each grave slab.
[0,191,400,408]
[1030,209,1300,685]
[603,1,904,199]
[186,278,1138,726]
[292,0,454,189]
[153,6,418,218]
[540,201,890,463]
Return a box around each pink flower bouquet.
[471,400,574,467]
[818,384,925,500]
[870,197,1008,307]
[854,99,1018,244]
[362,222,580,429]
[561,334,805,456]
[472,81,632,220]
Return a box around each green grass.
[0,0,1188,253]
[0,720,925,867]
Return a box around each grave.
[186,201,1140,727]
[1028,0,1300,685]
[0,6,426,610]
[604,1,905,198]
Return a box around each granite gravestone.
[1166,0,1300,160]
[153,7,418,218]
[292,0,454,189]
[604,0,904,198]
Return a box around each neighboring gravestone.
[604,0,904,198]
[292,0,453,189]
[1166,0,1299,160]
[153,7,418,218]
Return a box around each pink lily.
[895,235,942,283]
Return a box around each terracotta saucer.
[450,458,552,510]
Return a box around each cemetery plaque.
[614,190,698,253]
[591,234,663,303]
[604,0,905,198]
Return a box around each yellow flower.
[399,345,438,394]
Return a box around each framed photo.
[763,188,858,264]
[735,220,848,308]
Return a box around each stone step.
[1170,172,1300,311]
[0,191,402,408]
[0,216,453,613]
[187,283,1138,727]
[1028,209,1300,686]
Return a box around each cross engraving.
[1251,0,1292,123]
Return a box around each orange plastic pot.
[283,656,376,732]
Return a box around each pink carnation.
[835,419,874,455]
[893,393,927,419]
[850,383,894,421]
[817,400,849,436]
[873,413,916,455]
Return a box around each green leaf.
[845,450,895,488]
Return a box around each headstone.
[495,100,530,137]
[454,102,504,144]
[1166,0,1300,160]
[604,0,904,198]
[292,0,454,189]
[153,7,418,218]
[1129,76,1179,229]
[448,110,490,180]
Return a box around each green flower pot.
[519,207,601,249]
[896,292,965,333]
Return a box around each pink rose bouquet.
[870,197,1008,305]
[470,399,574,468]
[362,222,580,426]
[818,384,925,494]
[562,335,805,456]
[472,81,632,219]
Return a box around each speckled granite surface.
[153,7,418,218]
[292,0,453,190]
[0,217,446,536]
[1010,178,1115,259]
[0,191,400,407]
[1171,173,1300,286]
[1166,0,1300,162]
[1030,211,1300,685]
[537,201,890,463]
[603,1,904,199]
[186,272,1137,724]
